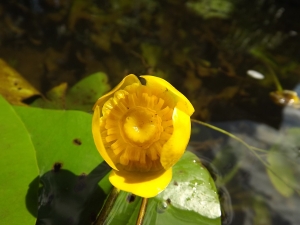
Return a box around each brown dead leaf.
[0,59,40,105]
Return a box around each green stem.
[192,119,259,152]
[136,198,148,225]
[220,161,240,185]
[93,187,120,225]
[192,119,268,168]
[266,64,283,92]
[250,48,283,91]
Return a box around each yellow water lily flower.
[92,74,194,198]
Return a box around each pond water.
[1,0,300,224]
[190,103,300,224]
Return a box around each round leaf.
[0,95,39,225]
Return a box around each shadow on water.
[26,161,111,225]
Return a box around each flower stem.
[136,197,148,225]
[250,48,283,91]
[266,64,283,92]
[93,187,119,225]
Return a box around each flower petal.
[141,75,194,116]
[109,168,172,198]
[92,105,118,170]
[160,106,191,169]
[93,74,141,112]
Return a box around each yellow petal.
[160,106,191,169]
[141,75,194,116]
[92,105,118,170]
[93,74,141,112]
[109,168,172,198]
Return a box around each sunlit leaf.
[154,151,221,224]
[0,95,39,225]
[0,59,40,105]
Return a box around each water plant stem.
[250,48,283,91]
[136,198,148,225]
[191,119,268,169]
[266,64,283,92]
[221,161,241,185]
[191,119,266,156]
[93,187,120,225]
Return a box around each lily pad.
[66,72,111,111]
[154,151,221,224]
[0,95,39,225]
[267,147,295,197]
[103,151,221,225]
[31,72,111,112]
[13,105,112,225]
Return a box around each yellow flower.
[92,74,194,198]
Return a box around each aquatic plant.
[92,74,194,198]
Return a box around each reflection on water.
[190,84,300,225]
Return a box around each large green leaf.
[31,72,111,112]
[14,106,112,225]
[0,95,39,225]
[104,151,221,225]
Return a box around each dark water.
[1,0,300,224]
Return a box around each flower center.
[121,107,162,149]
[99,84,174,172]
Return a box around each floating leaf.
[154,151,221,224]
[0,95,39,225]
[31,72,111,112]
[265,127,300,196]
[32,83,68,109]
[267,147,296,197]
[104,151,221,225]
[65,72,111,111]
[14,106,112,225]
[0,59,40,105]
